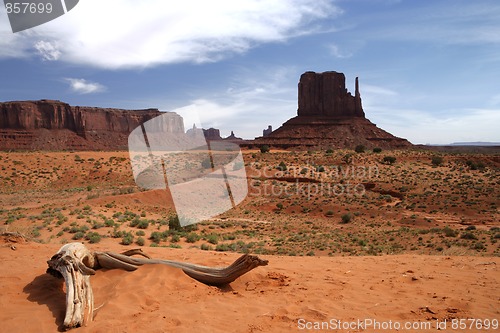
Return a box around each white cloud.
[0,0,337,68]
[65,78,106,94]
[34,40,61,61]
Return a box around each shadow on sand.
[23,273,66,332]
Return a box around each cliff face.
[298,71,365,118]
[0,100,184,150]
[252,71,412,149]
[0,100,79,130]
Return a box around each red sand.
[1,240,498,333]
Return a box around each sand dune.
[1,239,498,333]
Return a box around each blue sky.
[0,0,499,144]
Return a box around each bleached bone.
[47,242,268,330]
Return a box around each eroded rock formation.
[0,100,184,150]
[252,71,412,149]
[298,71,364,118]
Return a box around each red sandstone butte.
[0,100,183,150]
[252,71,412,149]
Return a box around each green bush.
[260,145,270,153]
[373,147,382,153]
[136,237,145,246]
[72,231,85,240]
[206,234,219,245]
[137,219,149,229]
[340,213,352,224]
[215,243,231,252]
[150,231,166,243]
[121,232,134,245]
[277,161,287,171]
[460,232,477,240]
[431,156,444,166]
[201,243,212,251]
[186,232,200,243]
[354,145,365,153]
[383,156,396,165]
[86,232,101,244]
[276,202,284,210]
[466,160,485,170]
[168,214,182,231]
[443,226,457,237]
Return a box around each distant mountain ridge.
[449,142,500,146]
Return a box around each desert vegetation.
[0,149,498,257]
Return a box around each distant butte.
[0,100,182,150]
[251,71,412,149]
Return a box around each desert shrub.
[431,156,444,166]
[460,232,477,240]
[300,168,308,175]
[137,219,149,229]
[373,147,382,153]
[277,161,287,171]
[276,202,284,210]
[136,230,146,236]
[136,237,145,246]
[186,232,200,243]
[465,225,476,231]
[150,231,165,243]
[354,145,365,153]
[443,226,457,237]
[168,214,182,231]
[170,234,180,243]
[340,213,352,224]
[466,160,485,170]
[260,145,270,153]
[206,234,219,245]
[325,210,334,217]
[383,156,396,165]
[104,219,115,227]
[201,243,212,251]
[86,232,101,244]
[316,165,325,172]
[121,232,134,245]
[72,231,85,240]
[326,148,334,154]
[471,242,485,250]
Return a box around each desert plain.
[0,148,499,332]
